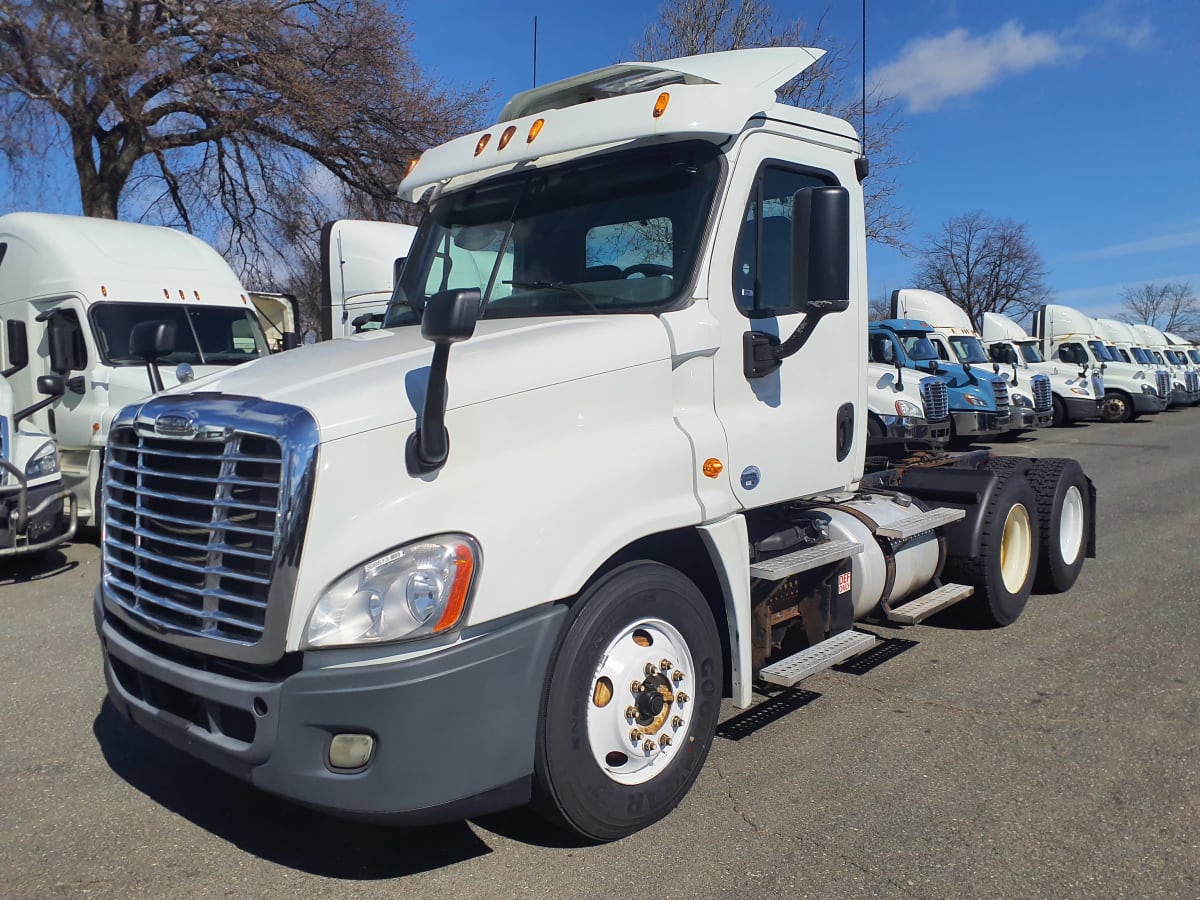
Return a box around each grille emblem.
[154,413,198,438]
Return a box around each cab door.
[708,138,865,508]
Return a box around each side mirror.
[281,331,300,351]
[4,319,29,376]
[879,340,895,365]
[47,325,72,375]
[790,186,850,314]
[36,374,64,397]
[421,288,481,344]
[129,320,176,394]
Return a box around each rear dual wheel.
[533,562,722,842]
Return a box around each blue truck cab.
[870,319,1011,441]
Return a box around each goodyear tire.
[944,469,1039,626]
[532,562,722,841]
[1025,458,1090,593]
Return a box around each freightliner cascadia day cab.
[864,335,951,444]
[319,219,417,340]
[891,289,1053,438]
[0,212,276,526]
[94,49,1097,841]
[1033,303,1168,423]
[982,311,1104,427]
[1131,322,1199,405]
[869,318,1011,442]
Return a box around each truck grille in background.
[919,378,949,421]
[1187,371,1199,393]
[1156,371,1170,398]
[991,379,1010,410]
[103,427,283,645]
[1030,374,1053,412]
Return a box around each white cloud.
[872,5,1154,114]
[1059,229,1200,263]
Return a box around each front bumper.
[1008,408,1054,431]
[951,409,1009,437]
[0,476,76,557]
[1063,397,1103,422]
[1132,391,1167,414]
[1171,387,1189,406]
[97,592,566,824]
[880,415,951,443]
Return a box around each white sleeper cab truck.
[0,334,76,557]
[892,289,1053,437]
[319,219,417,340]
[0,212,274,525]
[1033,303,1167,423]
[1163,331,1200,370]
[981,312,1103,426]
[1132,322,1199,406]
[94,50,1097,841]
[865,333,950,444]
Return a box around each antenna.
[861,0,867,155]
[533,16,538,87]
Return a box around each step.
[886,582,974,625]
[749,540,863,581]
[875,506,966,540]
[758,629,878,687]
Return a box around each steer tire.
[1025,458,1091,593]
[944,470,1039,627]
[1100,391,1133,423]
[532,562,722,842]
[1051,395,1067,427]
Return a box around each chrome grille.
[991,379,1010,409]
[1188,371,1198,393]
[104,426,282,644]
[1156,371,1170,398]
[919,378,949,421]
[1030,374,1053,412]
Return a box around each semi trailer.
[94,48,1097,841]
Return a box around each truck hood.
[170,316,672,442]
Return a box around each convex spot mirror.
[790,186,850,315]
[36,374,65,397]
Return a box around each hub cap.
[999,502,1033,593]
[1058,485,1085,564]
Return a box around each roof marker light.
[163,289,170,299]
[473,135,490,157]
[178,289,185,299]
[498,125,517,150]
[653,92,670,118]
[527,118,545,143]
[404,156,421,176]
[100,285,107,297]
[193,290,201,301]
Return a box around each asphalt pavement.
[1,409,1197,898]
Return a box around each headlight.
[1142,385,1157,395]
[894,399,922,418]
[1069,387,1090,396]
[1011,393,1032,408]
[25,441,60,479]
[1133,371,1145,379]
[304,535,480,649]
[964,393,988,407]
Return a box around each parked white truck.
[865,334,951,444]
[1033,303,1167,422]
[94,49,1096,841]
[982,311,1103,426]
[1131,322,1199,405]
[319,219,417,340]
[0,212,273,525]
[891,289,1053,437]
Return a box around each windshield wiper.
[503,280,600,313]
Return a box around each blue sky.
[402,0,1199,318]
[3,1,1196,319]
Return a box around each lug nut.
[660,659,672,672]
[631,681,644,693]
[642,739,657,752]
[659,734,672,747]
[644,663,658,676]
[624,706,638,719]
[672,670,684,683]
[672,715,684,728]
[629,728,642,743]
[676,691,689,704]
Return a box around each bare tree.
[633,0,910,250]
[1117,282,1199,338]
[912,211,1050,330]
[868,289,891,321]
[0,1,491,281]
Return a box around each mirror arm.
[743,305,846,379]
[894,358,904,390]
[13,394,57,428]
[1011,362,1019,386]
[406,343,452,474]
[144,360,165,394]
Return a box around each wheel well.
[578,528,732,697]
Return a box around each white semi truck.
[865,336,951,444]
[1131,322,1199,405]
[319,220,417,340]
[891,289,1053,437]
[982,311,1104,426]
[1033,303,1168,422]
[93,49,1097,841]
[0,212,274,525]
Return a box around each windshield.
[1189,349,1200,365]
[1112,347,1131,363]
[1017,341,1043,363]
[895,331,939,361]
[1130,346,1151,364]
[1151,350,1166,364]
[1166,350,1185,365]
[386,142,722,325]
[949,335,990,364]
[91,303,269,366]
[1087,340,1113,362]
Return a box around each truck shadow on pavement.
[0,547,78,583]
[92,700,503,878]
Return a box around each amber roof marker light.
[653,92,670,118]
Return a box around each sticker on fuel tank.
[740,466,761,490]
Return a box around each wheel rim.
[586,617,696,786]
[999,503,1033,593]
[1058,485,1085,564]
[1102,396,1126,421]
